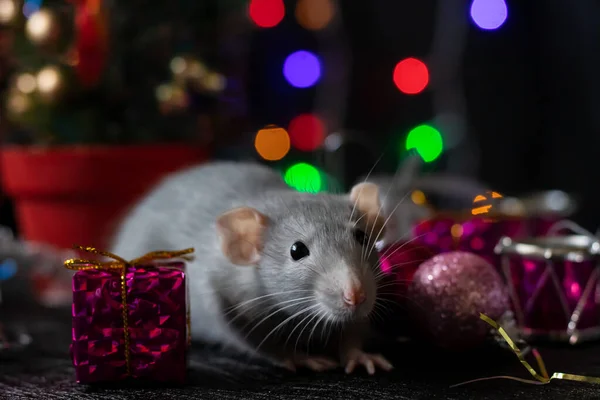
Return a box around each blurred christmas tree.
[0,0,249,146]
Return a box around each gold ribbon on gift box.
[451,314,600,388]
[64,245,195,376]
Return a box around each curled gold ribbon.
[451,313,600,388]
[64,245,195,377]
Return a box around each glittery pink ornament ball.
[407,251,510,351]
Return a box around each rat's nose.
[343,285,366,307]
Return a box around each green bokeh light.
[284,162,323,193]
[405,124,444,162]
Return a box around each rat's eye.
[290,241,310,261]
[353,229,369,246]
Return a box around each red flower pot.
[0,144,209,250]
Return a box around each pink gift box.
[495,235,600,344]
[70,261,189,383]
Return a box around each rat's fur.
[111,162,389,371]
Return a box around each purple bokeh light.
[470,0,508,31]
[283,50,321,88]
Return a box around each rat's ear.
[349,182,385,239]
[216,207,269,265]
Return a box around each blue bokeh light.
[470,0,508,30]
[0,258,17,281]
[283,50,321,88]
[23,0,43,18]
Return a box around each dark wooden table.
[2,296,600,400]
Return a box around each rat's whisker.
[324,316,335,345]
[294,308,323,355]
[223,290,314,317]
[377,240,433,262]
[373,257,431,277]
[352,213,368,228]
[320,314,330,342]
[375,256,432,272]
[375,281,414,290]
[284,306,321,349]
[369,305,393,324]
[254,303,320,354]
[240,297,315,335]
[365,190,414,261]
[369,191,426,262]
[378,292,428,314]
[375,296,401,306]
[369,305,387,324]
[240,298,316,339]
[291,310,319,357]
[349,153,384,225]
[362,158,407,262]
[376,229,424,261]
[375,298,397,314]
[307,309,328,351]
[373,232,432,270]
[372,259,431,281]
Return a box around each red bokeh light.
[288,113,326,151]
[393,58,429,95]
[248,0,285,28]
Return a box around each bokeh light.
[155,83,189,114]
[295,0,334,31]
[0,0,16,23]
[36,65,60,94]
[248,0,285,28]
[284,162,323,193]
[450,223,463,238]
[470,0,508,30]
[411,190,426,205]
[7,92,31,115]
[23,0,42,18]
[405,124,443,162]
[202,72,227,92]
[324,132,342,152]
[393,58,429,95]
[26,8,53,43]
[255,125,290,161]
[15,73,36,94]
[288,113,325,151]
[283,50,321,88]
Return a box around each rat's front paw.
[342,348,393,375]
[282,354,339,372]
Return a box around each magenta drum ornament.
[411,190,577,268]
[413,214,527,268]
[495,235,600,344]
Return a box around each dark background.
[2,0,600,230]
[249,0,600,231]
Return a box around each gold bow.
[451,313,600,387]
[64,245,195,376]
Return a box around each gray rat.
[110,161,393,374]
